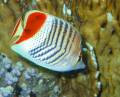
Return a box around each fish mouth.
[10,10,47,45]
[10,17,23,44]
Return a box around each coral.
[0,86,14,97]
[0,0,120,97]
[0,53,61,97]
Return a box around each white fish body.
[11,10,86,72]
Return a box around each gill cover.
[11,10,86,72]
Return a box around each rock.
[11,67,21,76]
[23,68,38,80]
[53,85,61,94]
[0,54,12,66]
[107,12,113,23]
[15,61,24,72]
[20,83,31,97]
[0,68,5,77]
[5,72,18,85]
[0,86,14,97]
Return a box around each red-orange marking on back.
[16,12,47,44]
[11,17,22,36]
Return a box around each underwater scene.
[0,0,120,97]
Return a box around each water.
[0,0,120,97]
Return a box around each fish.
[10,10,86,72]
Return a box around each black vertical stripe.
[29,19,54,54]
[42,21,70,63]
[35,19,64,59]
[48,26,76,64]
[60,22,68,47]
[64,26,73,49]
[30,18,58,56]
[41,19,55,48]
